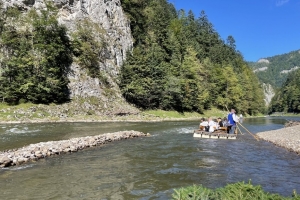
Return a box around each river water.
[0,117,300,199]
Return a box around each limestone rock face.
[262,83,275,105]
[257,58,270,64]
[3,0,133,99]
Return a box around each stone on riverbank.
[0,131,147,168]
[257,125,300,154]
[284,120,300,128]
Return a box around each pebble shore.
[257,124,300,154]
[0,130,149,168]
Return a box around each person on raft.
[207,117,216,132]
[199,118,208,130]
[227,109,239,134]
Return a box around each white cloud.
[276,0,290,6]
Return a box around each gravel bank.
[257,125,300,154]
[0,130,149,168]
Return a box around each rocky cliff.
[4,0,132,97]
[2,0,139,118]
[262,83,275,106]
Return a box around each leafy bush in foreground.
[172,181,299,200]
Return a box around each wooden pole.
[236,124,244,135]
[237,122,259,141]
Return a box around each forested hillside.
[120,0,265,115]
[269,68,300,113]
[248,49,300,88]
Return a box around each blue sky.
[171,0,300,62]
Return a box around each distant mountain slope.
[269,68,300,113]
[248,49,300,88]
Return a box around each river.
[0,116,300,199]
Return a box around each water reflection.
[0,117,300,199]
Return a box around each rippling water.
[1,117,300,199]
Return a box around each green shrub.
[172,181,298,200]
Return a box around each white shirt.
[200,121,208,126]
[208,120,215,127]
[232,113,239,123]
[208,120,215,132]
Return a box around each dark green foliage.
[0,2,4,33]
[119,44,168,109]
[0,3,72,104]
[172,181,298,200]
[120,0,148,45]
[119,0,265,114]
[269,69,300,114]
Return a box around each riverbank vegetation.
[0,101,231,122]
[120,0,265,115]
[172,181,299,200]
[144,107,227,119]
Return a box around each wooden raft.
[193,128,237,140]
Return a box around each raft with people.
[193,127,237,139]
[193,114,239,139]
[193,109,260,141]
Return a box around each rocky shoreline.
[257,124,300,154]
[0,130,149,168]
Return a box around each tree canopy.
[0,3,72,104]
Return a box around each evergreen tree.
[0,4,72,104]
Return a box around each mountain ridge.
[248,49,300,107]
[248,49,300,88]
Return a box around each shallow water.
[0,116,300,199]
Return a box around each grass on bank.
[142,108,300,119]
[0,102,269,122]
[143,108,228,120]
[0,102,36,110]
[0,102,51,121]
[172,181,299,200]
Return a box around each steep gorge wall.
[262,83,275,106]
[0,0,140,117]
[3,0,133,100]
